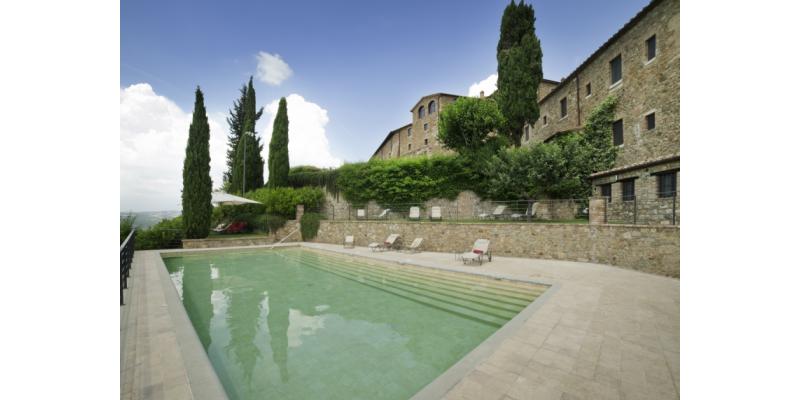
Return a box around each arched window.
[428,100,437,114]
[418,106,425,119]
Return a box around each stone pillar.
[589,198,606,225]
[295,204,304,221]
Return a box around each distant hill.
[120,210,181,229]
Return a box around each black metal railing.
[120,229,136,305]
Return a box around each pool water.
[163,247,547,400]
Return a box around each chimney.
[479,90,485,99]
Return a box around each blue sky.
[121,0,649,211]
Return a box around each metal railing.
[322,199,590,223]
[602,192,679,225]
[120,229,136,305]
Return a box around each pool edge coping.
[155,243,559,400]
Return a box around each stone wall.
[182,220,301,249]
[314,220,679,277]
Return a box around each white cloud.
[120,83,226,211]
[468,73,497,97]
[255,51,293,86]
[259,94,342,177]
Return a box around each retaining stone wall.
[314,220,679,277]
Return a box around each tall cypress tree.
[182,87,213,238]
[496,0,543,147]
[267,97,290,188]
[223,82,264,189]
[230,78,265,194]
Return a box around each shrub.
[300,213,322,241]
[120,214,136,244]
[245,186,325,217]
[266,215,288,235]
[135,216,183,250]
[336,155,477,205]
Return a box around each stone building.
[523,0,679,224]
[370,0,679,224]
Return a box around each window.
[610,54,622,85]
[418,106,425,119]
[657,171,677,198]
[622,179,635,201]
[407,143,411,150]
[586,83,592,96]
[424,138,428,145]
[560,97,567,118]
[524,126,530,141]
[423,123,429,131]
[612,119,624,145]
[428,100,437,114]
[646,35,657,61]
[543,115,548,126]
[646,112,656,130]
[407,128,412,137]
[600,183,612,202]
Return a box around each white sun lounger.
[511,202,539,220]
[409,207,420,220]
[377,209,391,219]
[343,235,355,248]
[368,233,400,252]
[356,209,366,219]
[403,237,423,253]
[461,239,492,265]
[478,205,507,219]
[429,206,442,221]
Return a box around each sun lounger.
[356,209,366,219]
[212,222,231,233]
[478,205,507,219]
[377,208,391,219]
[368,233,400,252]
[409,207,420,220]
[403,237,423,253]
[343,235,355,248]
[511,202,539,220]
[429,206,442,221]
[461,239,491,265]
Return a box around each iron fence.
[120,229,136,305]
[321,199,590,223]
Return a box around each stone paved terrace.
[121,243,679,400]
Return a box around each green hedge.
[288,166,339,195]
[135,216,183,250]
[300,212,322,241]
[244,186,325,217]
[336,155,477,205]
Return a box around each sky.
[121,0,650,212]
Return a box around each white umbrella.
[211,192,262,206]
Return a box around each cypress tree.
[223,82,264,189]
[230,78,265,194]
[267,97,290,188]
[496,0,543,147]
[182,87,213,238]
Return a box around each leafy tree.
[437,97,506,154]
[496,0,543,147]
[223,79,264,189]
[181,87,213,238]
[267,97,290,188]
[230,79,265,194]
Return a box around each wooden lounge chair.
[511,202,539,220]
[429,206,442,221]
[403,237,423,253]
[368,233,400,252]
[343,235,355,248]
[461,239,492,265]
[409,207,421,221]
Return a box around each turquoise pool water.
[164,247,546,400]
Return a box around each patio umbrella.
[211,192,262,206]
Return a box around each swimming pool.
[163,247,547,400]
